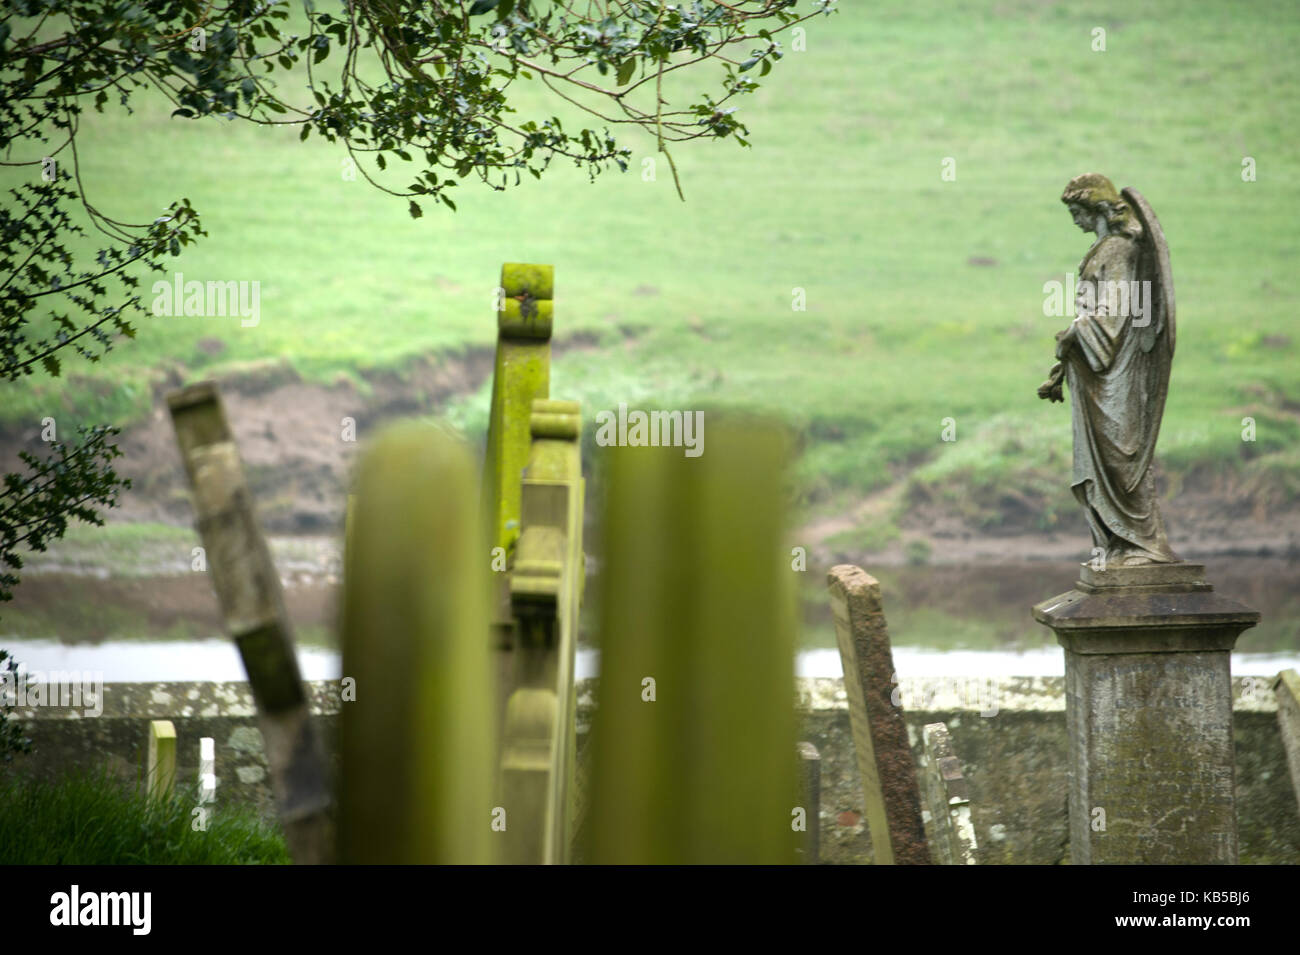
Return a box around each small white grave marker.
[199,737,216,805]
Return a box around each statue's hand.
[1037,363,1064,402]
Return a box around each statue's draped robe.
[1060,231,1178,563]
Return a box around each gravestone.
[1034,563,1259,863]
[339,421,496,864]
[827,564,929,864]
[499,399,585,864]
[483,266,554,613]
[146,720,176,803]
[198,736,216,806]
[168,382,333,864]
[919,722,978,865]
[1275,669,1300,818]
[585,422,800,864]
[797,741,821,865]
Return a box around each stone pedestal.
[1033,563,1259,865]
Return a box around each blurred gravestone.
[585,421,800,864]
[338,422,496,864]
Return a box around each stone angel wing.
[1121,186,1176,357]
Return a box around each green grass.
[0,767,289,864]
[3,0,1298,529]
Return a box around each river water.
[3,557,1297,681]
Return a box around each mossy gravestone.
[146,720,176,803]
[499,399,585,864]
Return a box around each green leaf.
[408,200,423,219]
[376,153,386,170]
[759,58,771,76]
[616,59,636,86]
[468,0,501,15]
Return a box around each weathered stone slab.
[1079,562,1209,592]
[797,741,821,865]
[919,722,977,865]
[1275,669,1300,819]
[1034,570,1259,864]
[827,564,929,864]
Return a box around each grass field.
[5,0,1299,529]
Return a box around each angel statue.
[1037,173,1181,567]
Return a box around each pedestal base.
[1033,563,1260,865]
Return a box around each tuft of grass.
[0,767,289,864]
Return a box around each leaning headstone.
[1275,669,1300,818]
[338,421,496,864]
[920,722,978,865]
[585,421,800,864]
[1034,563,1259,864]
[146,720,176,803]
[168,382,333,864]
[827,564,929,864]
[796,741,821,865]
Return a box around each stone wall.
[5,676,1297,864]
